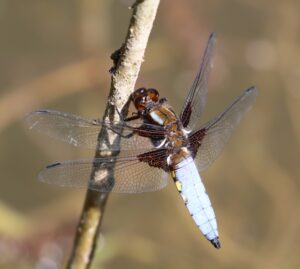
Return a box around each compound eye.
[138,88,146,95]
[132,87,146,100]
[134,96,146,111]
[147,88,159,102]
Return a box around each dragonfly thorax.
[142,99,190,151]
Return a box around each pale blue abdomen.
[171,157,220,248]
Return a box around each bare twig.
[66,1,160,268]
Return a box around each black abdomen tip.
[210,237,221,249]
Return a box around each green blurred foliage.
[0,0,300,268]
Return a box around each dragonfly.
[25,33,257,249]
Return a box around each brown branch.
[66,0,160,268]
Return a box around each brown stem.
[66,0,160,268]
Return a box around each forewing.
[25,109,166,152]
[180,33,216,129]
[38,154,169,193]
[190,86,257,171]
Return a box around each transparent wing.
[190,86,257,171]
[180,33,216,129]
[38,155,169,193]
[25,109,166,152]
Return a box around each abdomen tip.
[210,237,221,249]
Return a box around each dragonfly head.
[132,88,160,112]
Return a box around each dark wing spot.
[46,162,61,169]
[37,109,50,114]
[188,128,206,158]
[138,148,169,172]
[180,101,192,128]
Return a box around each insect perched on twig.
[25,33,257,249]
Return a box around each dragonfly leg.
[123,113,141,122]
[113,107,167,140]
[107,125,135,139]
[115,107,140,122]
[119,131,134,139]
[115,107,125,121]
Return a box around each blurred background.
[0,0,300,268]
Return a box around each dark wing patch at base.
[138,148,169,172]
[188,128,206,158]
[180,101,192,128]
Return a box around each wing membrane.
[191,86,257,171]
[25,109,166,152]
[38,155,169,193]
[180,33,216,129]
